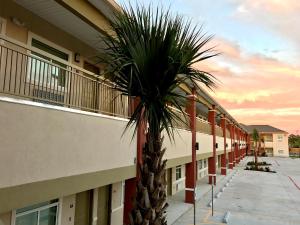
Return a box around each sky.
[116,0,300,134]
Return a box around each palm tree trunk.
[129,131,168,225]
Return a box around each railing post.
[208,105,216,185]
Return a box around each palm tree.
[99,5,217,225]
[252,129,259,168]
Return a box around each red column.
[123,98,146,224]
[185,89,197,204]
[232,125,236,167]
[228,123,234,169]
[235,127,240,164]
[208,105,216,185]
[220,116,227,175]
[237,128,240,163]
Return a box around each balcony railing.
[0,37,129,118]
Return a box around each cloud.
[196,36,300,134]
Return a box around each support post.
[220,115,227,175]
[123,97,146,224]
[208,105,216,185]
[185,89,197,204]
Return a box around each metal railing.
[196,117,211,135]
[0,37,129,118]
[215,125,224,137]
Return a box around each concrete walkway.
[169,156,300,225]
[167,164,238,224]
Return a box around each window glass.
[198,160,203,169]
[16,211,38,225]
[29,39,68,88]
[32,39,68,61]
[39,206,57,225]
[15,200,58,225]
[176,166,181,180]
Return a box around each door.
[97,185,111,225]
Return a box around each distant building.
[241,124,289,157]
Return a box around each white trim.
[0,96,129,122]
[208,174,216,176]
[10,210,16,225]
[27,32,72,63]
[57,198,63,225]
[0,17,7,45]
[92,189,99,225]
[174,177,186,184]
[26,32,72,91]
[185,188,194,192]
[111,205,124,213]
[11,199,60,225]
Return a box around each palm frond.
[99,4,218,139]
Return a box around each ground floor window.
[176,166,182,180]
[198,160,203,169]
[15,199,59,225]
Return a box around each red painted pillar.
[235,127,240,164]
[185,89,197,204]
[228,123,234,169]
[232,125,236,167]
[220,115,227,175]
[208,105,216,185]
[123,98,146,225]
[237,128,240,163]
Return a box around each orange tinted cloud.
[197,37,300,134]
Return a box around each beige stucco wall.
[1,0,99,64]
[196,132,213,154]
[164,129,192,160]
[216,136,225,152]
[0,212,11,225]
[273,133,289,157]
[0,98,136,189]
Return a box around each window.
[204,159,207,168]
[264,135,273,142]
[28,37,70,89]
[176,166,182,180]
[14,199,59,225]
[277,135,283,142]
[278,150,284,154]
[198,160,203,169]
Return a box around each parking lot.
[173,157,300,225]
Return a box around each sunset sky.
[117,0,300,134]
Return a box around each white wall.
[196,132,213,154]
[0,98,136,189]
[164,129,192,160]
[273,133,289,157]
[60,195,76,225]
[216,136,224,152]
[110,181,124,225]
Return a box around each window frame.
[11,199,60,225]
[175,165,182,180]
[26,32,72,90]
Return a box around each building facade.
[242,125,289,157]
[0,1,249,225]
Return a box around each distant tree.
[289,134,300,148]
[252,129,259,167]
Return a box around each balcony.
[0,37,129,118]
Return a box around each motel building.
[0,1,249,225]
[241,125,289,157]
